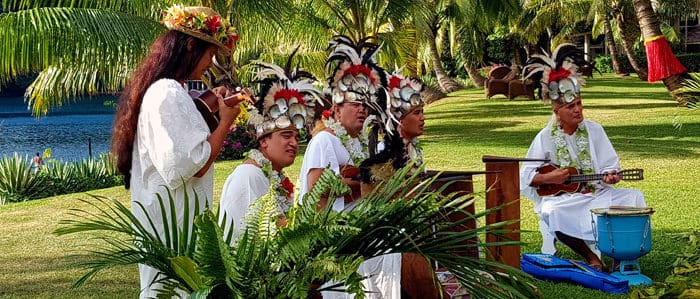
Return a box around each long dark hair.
[111,30,214,188]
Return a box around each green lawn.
[1,74,698,298]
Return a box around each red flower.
[388,75,402,90]
[548,68,571,83]
[273,89,306,104]
[280,177,294,199]
[322,110,332,119]
[205,15,222,34]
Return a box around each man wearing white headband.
[519,44,646,272]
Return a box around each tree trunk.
[603,14,625,75]
[614,2,648,81]
[632,0,689,98]
[428,30,462,93]
[464,63,486,88]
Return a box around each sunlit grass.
[0,74,698,298]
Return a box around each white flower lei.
[247,149,291,213]
[323,118,369,166]
[404,138,424,168]
[550,121,596,191]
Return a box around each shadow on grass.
[426,119,699,158]
[583,91,675,101]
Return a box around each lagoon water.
[0,96,115,162]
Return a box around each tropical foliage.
[0,153,122,205]
[55,165,541,298]
[631,231,700,299]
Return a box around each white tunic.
[298,130,352,211]
[520,119,645,242]
[130,78,213,298]
[298,131,401,298]
[218,164,269,243]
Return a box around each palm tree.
[611,0,649,80]
[632,0,689,97]
[601,13,626,75]
[0,1,302,116]
[55,166,541,298]
[412,0,464,93]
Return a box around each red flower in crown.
[345,65,375,83]
[273,89,306,104]
[205,15,222,34]
[280,177,294,199]
[548,68,572,83]
[388,75,401,90]
[322,110,332,119]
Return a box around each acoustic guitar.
[535,164,644,197]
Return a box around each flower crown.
[523,43,590,105]
[386,72,423,121]
[249,53,322,138]
[161,5,238,55]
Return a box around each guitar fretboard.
[565,169,643,184]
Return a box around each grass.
[0,74,698,298]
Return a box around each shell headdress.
[523,43,592,105]
[386,71,423,122]
[249,52,323,138]
[325,35,387,116]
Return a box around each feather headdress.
[325,35,387,116]
[523,43,593,105]
[250,49,322,138]
[386,71,424,122]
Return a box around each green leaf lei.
[550,121,596,192]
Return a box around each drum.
[591,206,654,260]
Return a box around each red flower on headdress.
[345,65,375,83]
[388,76,401,90]
[548,68,571,83]
[273,89,306,104]
[205,15,222,34]
[280,177,294,199]
[322,110,332,119]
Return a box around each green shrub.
[593,53,700,74]
[0,153,122,205]
[0,153,50,204]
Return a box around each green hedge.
[594,53,700,74]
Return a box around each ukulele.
[192,87,253,132]
[535,163,644,196]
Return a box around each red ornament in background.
[644,36,687,82]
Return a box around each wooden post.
[426,170,491,258]
[481,156,548,269]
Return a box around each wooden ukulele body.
[535,164,583,196]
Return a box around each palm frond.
[57,165,540,298]
[0,7,162,116]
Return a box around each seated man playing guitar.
[519,44,646,272]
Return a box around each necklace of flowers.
[550,121,596,192]
[322,117,369,166]
[402,134,424,168]
[247,149,292,213]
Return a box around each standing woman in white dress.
[219,57,322,242]
[110,5,244,298]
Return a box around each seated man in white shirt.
[219,59,321,242]
[519,44,645,271]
